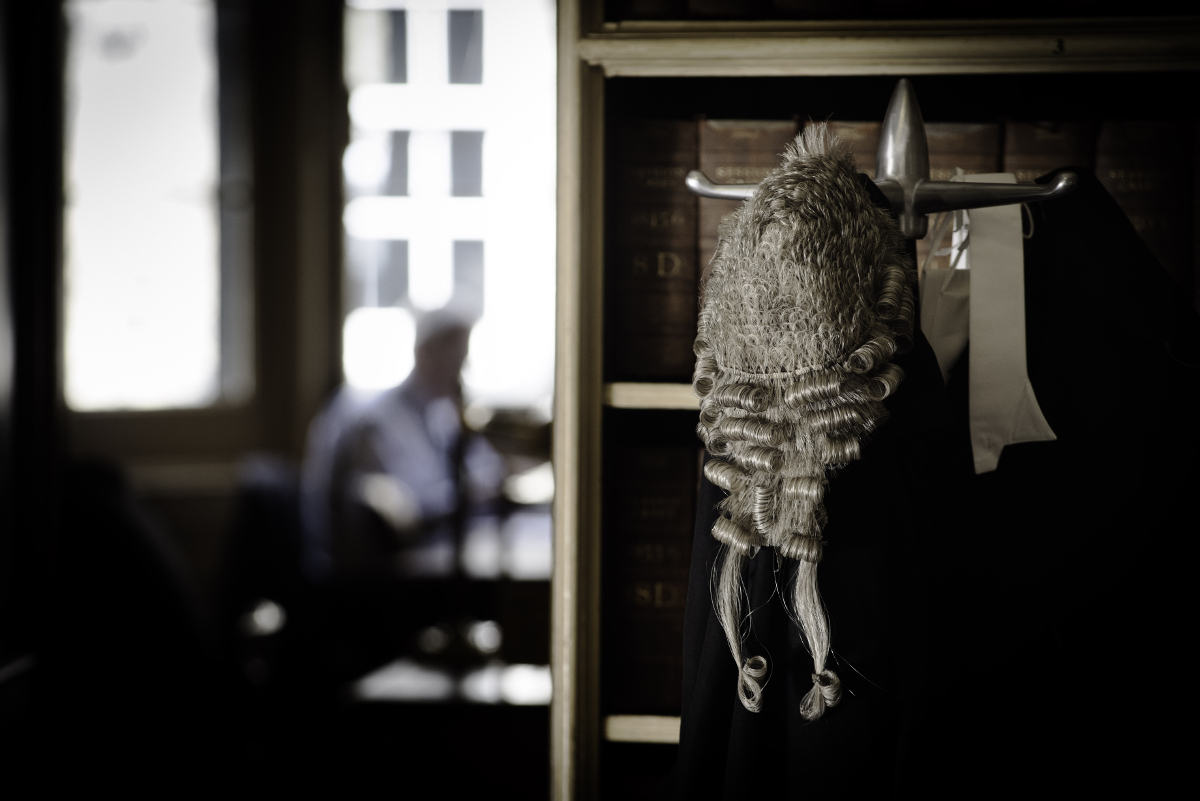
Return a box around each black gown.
[670,170,1199,797]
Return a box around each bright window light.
[63,0,221,411]
[500,664,553,705]
[343,306,415,390]
[342,0,556,410]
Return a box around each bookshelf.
[552,3,1200,798]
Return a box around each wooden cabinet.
[551,3,1200,797]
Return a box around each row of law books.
[606,116,1197,385]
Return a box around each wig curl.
[693,124,915,720]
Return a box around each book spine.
[602,445,699,714]
[824,120,881,180]
[607,120,699,381]
[1002,121,1094,183]
[697,119,798,288]
[1096,121,1195,297]
[917,123,1001,273]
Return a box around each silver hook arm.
[684,171,1078,230]
[901,172,1077,216]
[684,170,758,200]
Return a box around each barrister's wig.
[693,124,915,720]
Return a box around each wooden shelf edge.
[579,29,1200,77]
[604,714,682,744]
[595,16,1200,36]
[604,382,699,410]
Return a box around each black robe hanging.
[670,169,1199,797]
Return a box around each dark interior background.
[0,1,549,794]
[2,0,1196,795]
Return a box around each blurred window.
[63,0,251,411]
[342,0,556,412]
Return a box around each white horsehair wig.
[693,124,915,721]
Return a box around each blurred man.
[302,307,504,581]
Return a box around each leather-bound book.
[1096,121,1194,296]
[607,120,699,381]
[917,123,1001,273]
[1003,121,1095,183]
[602,426,700,715]
[697,119,797,288]
[926,122,1000,182]
[825,120,881,179]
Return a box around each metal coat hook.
[685,78,1078,239]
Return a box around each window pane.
[386,130,409,195]
[64,0,221,411]
[380,240,409,306]
[448,10,482,85]
[389,10,407,83]
[451,131,483,197]
[453,240,484,317]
